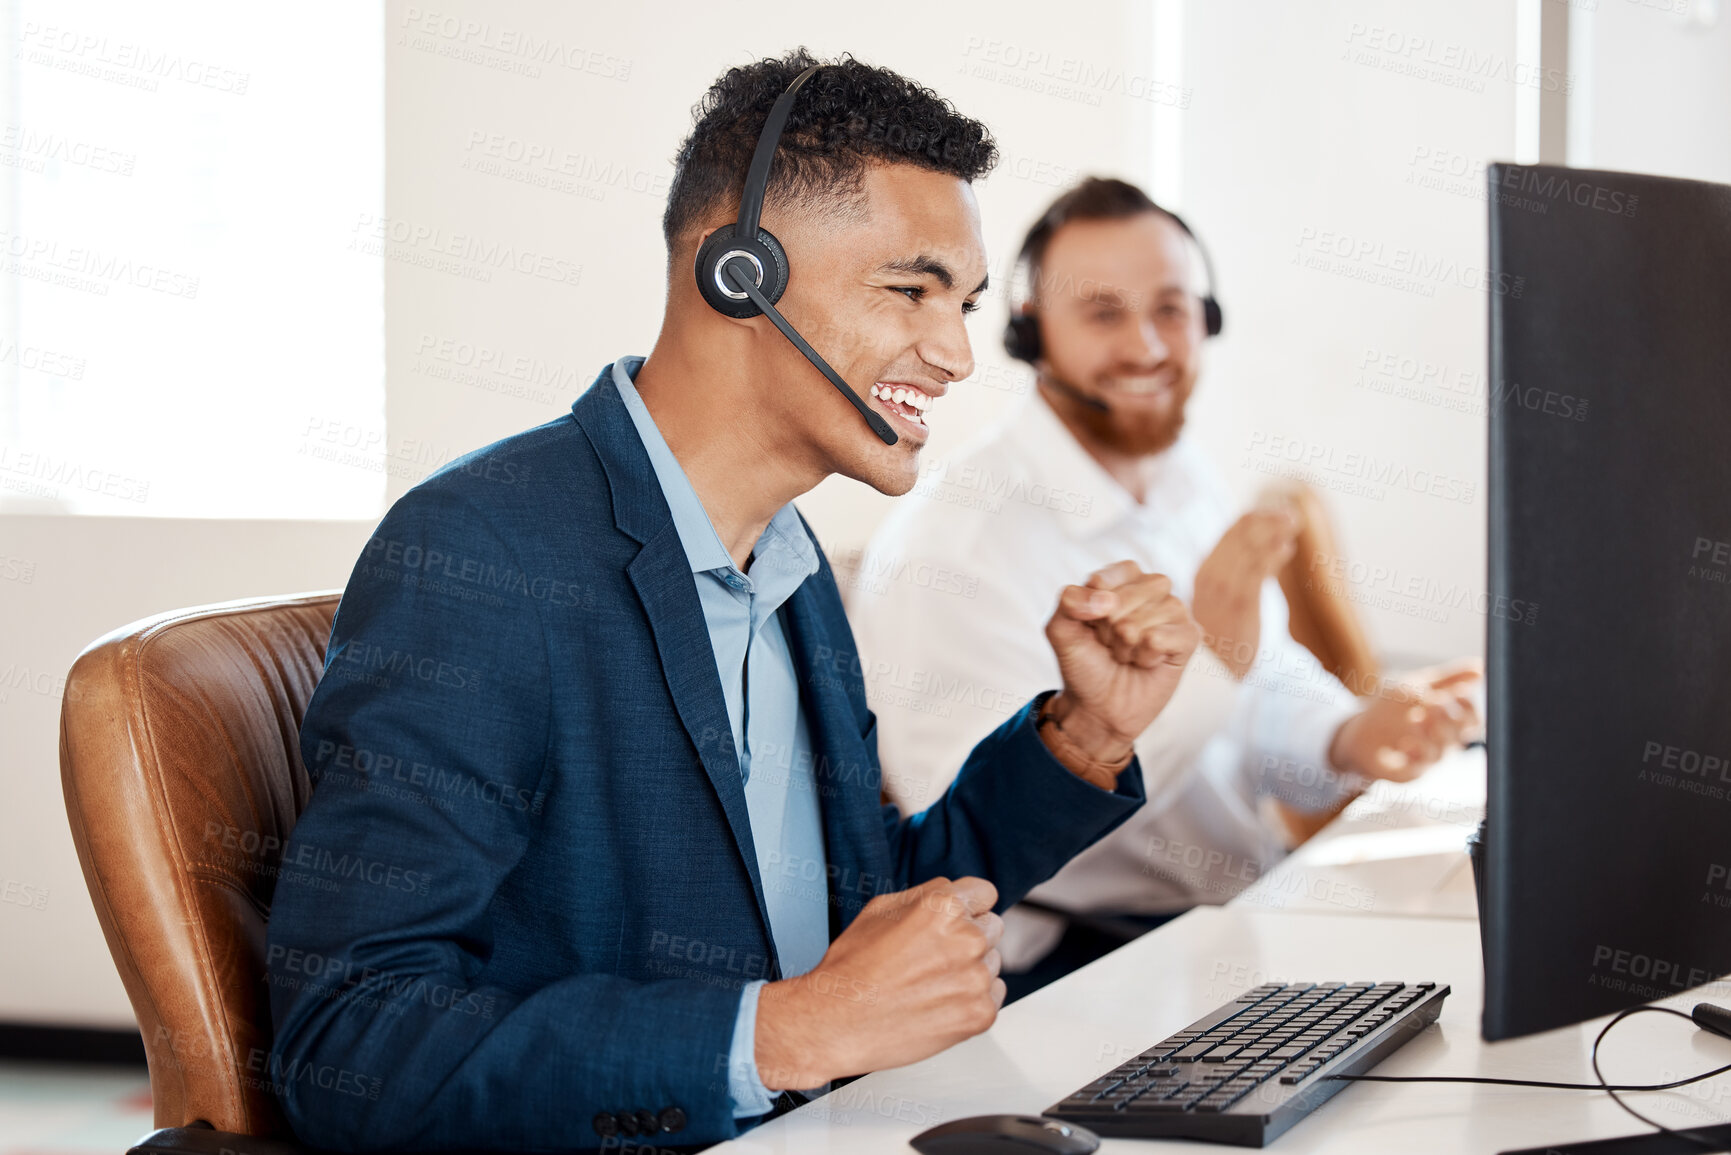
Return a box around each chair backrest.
[59,592,341,1136]
[1274,483,1380,696]
[1269,485,1382,846]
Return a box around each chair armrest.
[128,1127,309,1155]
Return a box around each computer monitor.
[1481,163,1731,1040]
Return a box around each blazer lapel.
[782,573,892,934]
[574,369,779,970]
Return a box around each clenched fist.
[1039,559,1203,785]
[1192,504,1300,679]
[753,876,1004,1090]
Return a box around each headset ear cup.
[1004,313,1042,363]
[1203,296,1223,338]
[752,227,790,302]
[694,224,791,319]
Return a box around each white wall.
[0,517,373,1027]
[3,0,1726,1029]
[1179,0,1519,667]
[1572,0,1731,183]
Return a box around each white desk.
[710,749,1731,1152]
[1238,747,1486,920]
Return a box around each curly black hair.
[662,48,998,251]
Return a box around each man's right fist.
[1192,503,1301,678]
[753,876,1004,1091]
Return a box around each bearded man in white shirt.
[847,176,1479,1000]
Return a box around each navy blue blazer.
[266,366,1147,1152]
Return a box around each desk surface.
[711,751,1731,1152]
[1240,747,1486,920]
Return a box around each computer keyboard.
[1044,980,1449,1147]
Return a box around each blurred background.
[1,0,1726,1037]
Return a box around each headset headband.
[736,65,821,241]
[1016,203,1220,311]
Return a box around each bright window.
[0,2,384,517]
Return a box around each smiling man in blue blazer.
[267,49,1201,1152]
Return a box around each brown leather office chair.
[60,592,342,1155]
[1269,483,1381,844]
[1275,483,1381,699]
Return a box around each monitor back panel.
[1486,163,1731,1040]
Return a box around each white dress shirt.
[847,392,1361,970]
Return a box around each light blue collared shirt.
[612,356,828,1119]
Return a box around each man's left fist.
[1041,559,1203,768]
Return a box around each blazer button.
[659,1106,688,1133]
[591,1113,618,1138]
[635,1109,660,1135]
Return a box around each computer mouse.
[909,1113,1100,1154]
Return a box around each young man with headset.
[266,53,1202,1152]
[850,176,1482,999]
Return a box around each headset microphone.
[718,260,895,442]
[1037,371,1112,413]
[694,65,898,447]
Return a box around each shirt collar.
[1003,391,1176,541]
[610,356,819,586]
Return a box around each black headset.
[694,65,899,446]
[1002,203,1224,368]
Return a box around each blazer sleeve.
[877,692,1147,913]
[266,484,747,1152]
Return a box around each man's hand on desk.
[754,876,1004,1090]
[1040,559,1203,788]
[1192,504,1301,679]
[1329,662,1484,783]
